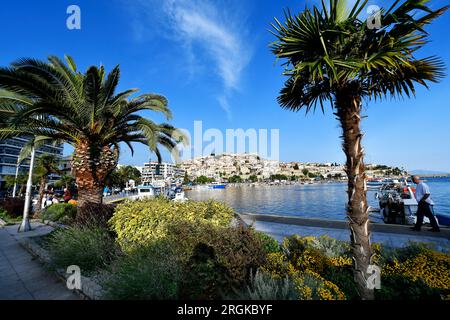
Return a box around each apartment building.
[0,136,64,188]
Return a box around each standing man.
[411,175,440,232]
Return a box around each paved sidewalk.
[241,216,450,253]
[0,222,80,300]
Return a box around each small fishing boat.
[372,180,441,226]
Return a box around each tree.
[0,55,185,206]
[194,176,214,184]
[228,175,242,183]
[248,175,258,183]
[392,167,402,176]
[293,163,299,170]
[271,0,447,299]
[183,172,190,185]
[4,173,28,196]
[270,174,288,181]
[34,154,60,216]
[119,166,141,187]
[106,165,141,189]
[58,174,76,190]
[302,168,309,177]
[308,172,317,178]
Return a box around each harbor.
[1,0,449,302]
[103,178,450,253]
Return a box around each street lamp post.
[18,146,35,232]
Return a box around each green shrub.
[232,270,298,300]
[41,203,77,224]
[377,248,450,300]
[281,235,330,274]
[261,252,348,300]
[0,207,22,224]
[307,236,351,258]
[102,241,181,300]
[376,275,442,300]
[110,198,234,251]
[323,265,359,300]
[267,235,450,300]
[169,221,267,299]
[293,270,346,300]
[46,227,117,273]
[0,197,24,217]
[378,241,435,265]
[180,242,229,300]
[255,231,281,254]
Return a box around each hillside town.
[122,153,406,184]
[178,153,406,182]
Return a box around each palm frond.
[271,0,447,110]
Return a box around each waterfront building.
[59,155,73,175]
[0,136,64,189]
[141,162,185,182]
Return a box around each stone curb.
[18,236,105,300]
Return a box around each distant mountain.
[410,169,450,175]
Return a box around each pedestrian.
[63,188,72,203]
[103,186,110,197]
[411,175,440,232]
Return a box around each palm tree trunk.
[35,177,46,217]
[77,181,104,205]
[335,90,374,300]
[72,141,118,206]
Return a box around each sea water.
[186,177,450,220]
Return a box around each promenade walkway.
[0,222,80,300]
[239,214,450,252]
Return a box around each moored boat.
[372,179,441,226]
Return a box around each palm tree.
[271,0,447,299]
[58,173,76,190]
[4,173,28,196]
[105,165,141,189]
[0,55,185,205]
[34,153,60,217]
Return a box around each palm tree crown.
[271,0,447,112]
[0,55,182,159]
[0,55,185,204]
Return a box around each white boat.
[173,191,188,202]
[130,181,166,200]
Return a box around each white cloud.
[128,0,252,118]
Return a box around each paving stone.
[0,225,79,300]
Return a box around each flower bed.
[25,198,450,300]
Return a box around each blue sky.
[1,0,449,171]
